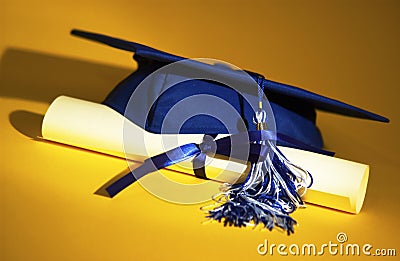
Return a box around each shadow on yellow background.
[0,48,131,103]
[9,110,43,138]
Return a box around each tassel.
[206,79,313,235]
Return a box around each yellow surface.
[1,0,399,260]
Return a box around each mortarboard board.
[71,29,388,157]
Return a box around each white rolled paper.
[42,96,369,214]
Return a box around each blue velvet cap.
[71,29,388,153]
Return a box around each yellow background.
[1,0,399,260]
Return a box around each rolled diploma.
[42,96,369,214]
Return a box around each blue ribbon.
[105,130,329,197]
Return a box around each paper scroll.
[42,96,369,214]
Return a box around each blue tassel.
[206,110,313,235]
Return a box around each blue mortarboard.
[71,29,388,156]
[70,29,388,234]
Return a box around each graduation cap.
[71,29,388,156]
[69,29,388,234]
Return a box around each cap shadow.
[0,47,132,103]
